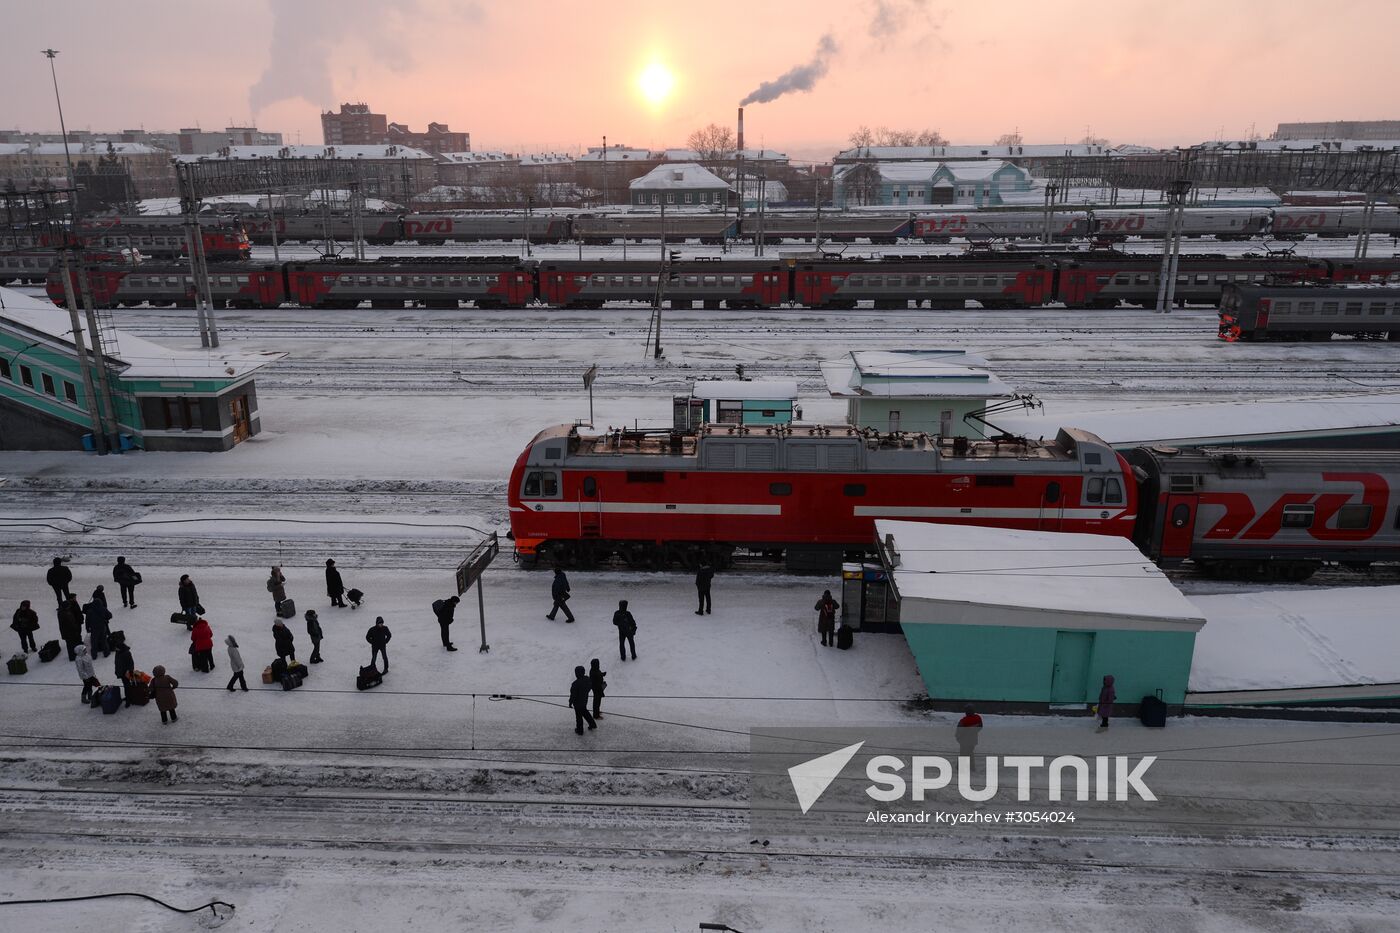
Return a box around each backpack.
[266,577,276,593]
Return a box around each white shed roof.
[821,350,1011,399]
[690,379,798,401]
[877,520,1206,627]
[630,163,732,191]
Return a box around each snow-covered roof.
[998,392,1400,448]
[934,160,1024,181]
[836,143,1117,161]
[576,148,653,162]
[877,520,1206,627]
[690,379,798,401]
[0,286,281,380]
[629,163,731,191]
[0,141,165,156]
[175,144,435,162]
[520,153,573,166]
[821,350,1011,399]
[1197,139,1400,152]
[437,151,517,164]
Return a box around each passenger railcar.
[48,262,285,308]
[1218,284,1400,341]
[283,258,533,309]
[507,424,1135,570]
[537,259,784,309]
[77,216,251,261]
[1129,446,1400,579]
[790,255,1054,309]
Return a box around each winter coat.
[815,596,839,634]
[178,580,200,612]
[57,601,84,643]
[568,673,592,709]
[113,562,140,587]
[957,712,983,729]
[432,599,456,625]
[551,571,570,601]
[74,645,95,680]
[1097,675,1117,719]
[696,566,714,590]
[114,645,135,682]
[83,599,112,635]
[273,622,295,656]
[590,665,607,696]
[306,613,324,642]
[366,624,392,648]
[612,609,637,637]
[10,606,39,634]
[90,587,108,607]
[267,571,287,604]
[46,564,73,589]
[190,619,214,653]
[225,636,244,673]
[151,672,179,711]
[325,566,344,598]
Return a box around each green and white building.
[821,349,1012,438]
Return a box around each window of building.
[40,373,56,396]
[888,410,901,432]
[0,359,9,380]
[1281,504,1314,529]
[19,365,33,388]
[683,192,692,204]
[666,193,675,204]
[63,381,78,404]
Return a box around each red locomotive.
[508,423,1400,578]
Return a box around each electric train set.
[507,423,1400,579]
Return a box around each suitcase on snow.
[287,660,309,680]
[278,598,296,619]
[270,658,288,681]
[356,664,383,690]
[281,669,305,691]
[261,665,275,685]
[99,685,122,714]
[124,678,150,706]
[346,588,364,608]
[836,627,854,650]
[38,640,61,663]
[1139,693,1168,728]
[7,654,27,676]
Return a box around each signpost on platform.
[583,364,598,426]
[456,532,499,653]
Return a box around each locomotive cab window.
[1336,505,1372,530]
[1281,504,1314,529]
[1085,477,1105,503]
[521,471,560,498]
[1103,477,1124,505]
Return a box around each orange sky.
[5,0,1399,160]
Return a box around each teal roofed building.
[820,349,1013,438]
[0,287,281,452]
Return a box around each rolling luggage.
[171,611,194,627]
[270,658,288,682]
[1139,694,1167,728]
[38,640,61,663]
[278,598,296,619]
[7,654,27,676]
[356,665,382,690]
[281,669,304,691]
[836,626,854,650]
[346,588,364,608]
[99,685,122,714]
[88,691,103,709]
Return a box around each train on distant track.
[1218,283,1400,341]
[236,205,1400,245]
[2,216,251,261]
[45,252,1400,313]
[506,422,1400,580]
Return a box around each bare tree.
[687,123,736,161]
[915,128,948,146]
[1079,132,1109,147]
[995,131,1023,147]
[848,125,875,148]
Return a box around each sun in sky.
[636,61,676,107]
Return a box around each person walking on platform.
[225,635,248,692]
[11,600,39,653]
[305,609,324,663]
[74,644,101,704]
[612,600,637,661]
[956,704,983,767]
[267,566,287,615]
[589,658,607,720]
[47,557,73,607]
[1096,674,1116,731]
[58,594,84,662]
[113,556,141,608]
[83,593,114,658]
[695,560,713,615]
[190,617,215,672]
[151,665,179,723]
[432,596,460,651]
[325,559,347,608]
[570,665,597,734]
[366,616,392,673]
[814,590,839,647]
[177,574,201,627]
[546,567,574,623]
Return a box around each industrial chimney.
[736,107,745,220]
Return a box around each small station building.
[685,380,799,427]
[820,349,1012,438]
[875,519,1206,711]
[0,287,280,452]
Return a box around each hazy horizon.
[4,0,1398,159]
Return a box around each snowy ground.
[4,263,1400,929]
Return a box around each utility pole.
[602,136,608,208]
[44,48,117,453]
[814,175,823,251]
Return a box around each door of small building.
[1050,631,1094,703]
[228,395,251,444]
[1159,494,1199,560]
